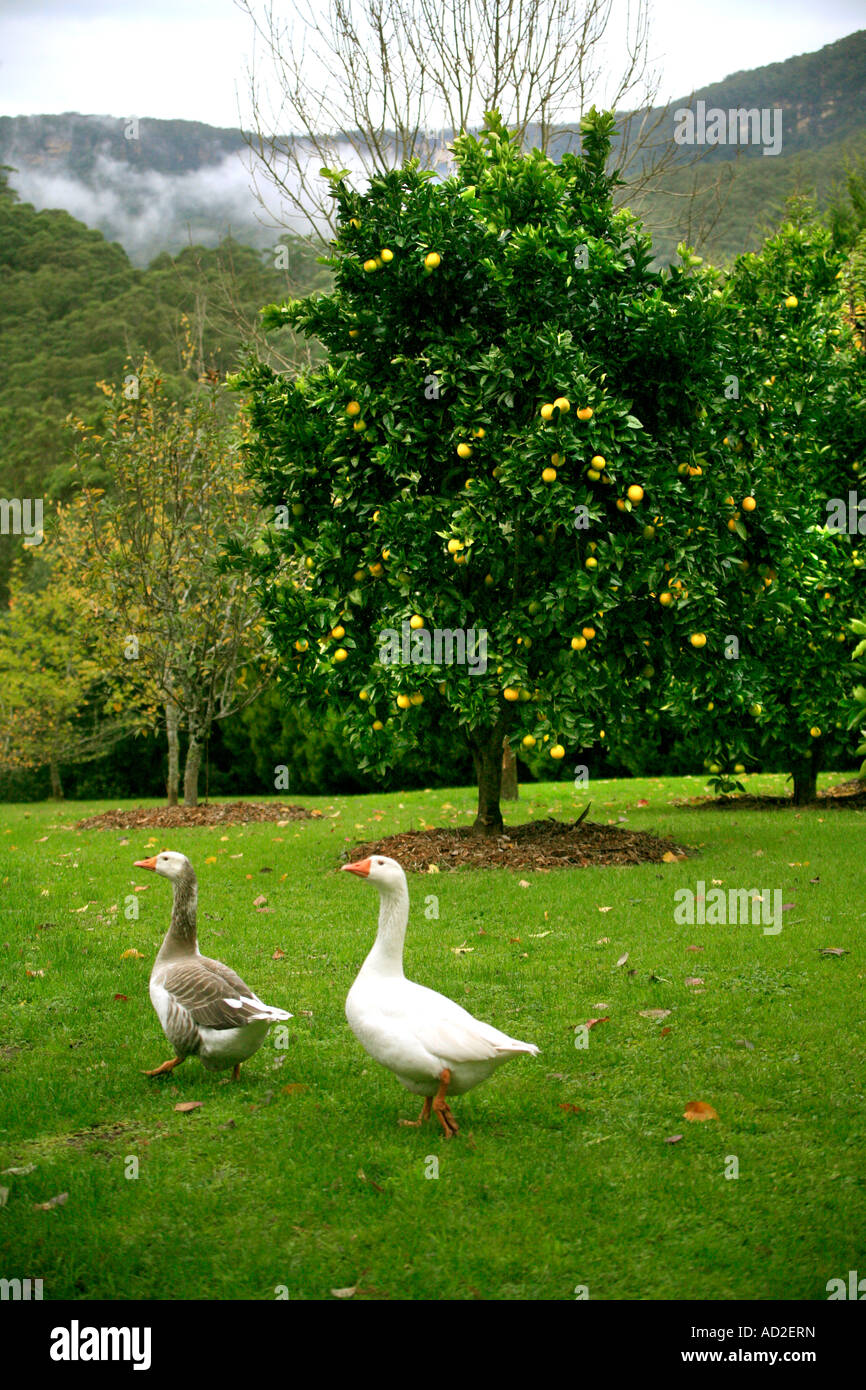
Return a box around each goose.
[342,854,538,1136]
[133,850,292,1081]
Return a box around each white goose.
[342,854,538,1136]
[134,850,291,1081]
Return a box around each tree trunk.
[471,720,511,834]
[791,743,823,805]
[183,729,204,807]
[49,755,63,800]
[501,736,519,800]
[165,700,180,807]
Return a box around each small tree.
[69,358,276,806]
[236,110,749,832]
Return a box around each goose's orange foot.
[399,1096,432,1128]
[143,1056,183,1078]
[432,1068,459,1139]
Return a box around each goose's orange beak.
[341,857,372,877]
[134,856,159,870]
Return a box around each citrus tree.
[652,202,866,803]
[234,110,751,833]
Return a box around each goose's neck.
[159,870,198,958]
[363,883,409,977]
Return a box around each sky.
[0,0,863,129]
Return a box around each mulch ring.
[75,802,321,831]
[347,817,691,872]
[679,778,866,811]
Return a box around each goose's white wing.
[399,980,538,1064]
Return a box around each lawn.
[0,772,863,1301]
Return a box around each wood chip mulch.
[75,802,320,830]
[681,779,866,811]
[347,817,691,872]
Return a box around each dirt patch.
[681,779,866,811]
[76,802,321,831]
[347,816,690,872]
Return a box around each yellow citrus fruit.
[381,548,390,560]
[473,427,486,438]
[582,626,595,640]
[577,406,593,421]
[359,690,369,701]
[353,419,366,431]
[587,469,601,482]
[425,252,441,269]
[396,694,411,709]
[348,327,360,338]
[551,452,563,466]
[810,725,821,737]
[627,484,644,503]
[591,455,606,469]
[540,403,555,421]
[690,632,707,648]
[550,744,565,759]
[409,693,424,705]
[585,556,598,570]
[380,248,393,262]
[659,592,673,606]
[553,397,570,413]
[484,572,494,585]
[785,295,798,308]
[294,639,308,651]
[542,467,557,483]
[734,763,745,773]
[727,518,739,532]
[346,400,361,416]
[643,525,655,539]
[571,636,587,650]
[331,625,345,639]
[616,497,626,510]
[363,259,378,272]
[349,218,361,229]
[677,462,690,475]
[522,734,537,748]
[372,509,380,521]
[447,538,463,554]
[503,687,520,702]
[457,442,472,459]
[369,562,383,576]
[742,496,756,511]
[409,614,424,630]
[334,647,348,662]
[372,719,384,730]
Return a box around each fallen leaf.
[559,1102,582,1114]
[174,1101,203,1114]
[509,936,521,944]
[598,905,612,913]
[272,947,286,960]
[685,977,704,986]
[34,1191,68,1210]
[331,1286,356,1300]
[204,856,217,864]
[616,952,629,967]
[639,1009,671,1020]
[427,864,440,874]
[451,943,474,955]
[282,1084,307,1095]
[660,1026,672,1037]
[113,994,128,1002]
[636,798,649,807]
[597,936,610,944]
[253,894,268,909]
[518,880,530,888]
[684,1101,718,1122]
[120,949,145,960]
[528,931,550,939]
[664,1134,683,1144]
[686,945,704,952]
[662,851,679,863]
[819,948,848,957]
[585,1016,611,1029]
[1,1164,36,1175]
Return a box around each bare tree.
[237,0,713,250]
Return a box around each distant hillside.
[1,31,864,268]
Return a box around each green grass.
[0,772,863,1301]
